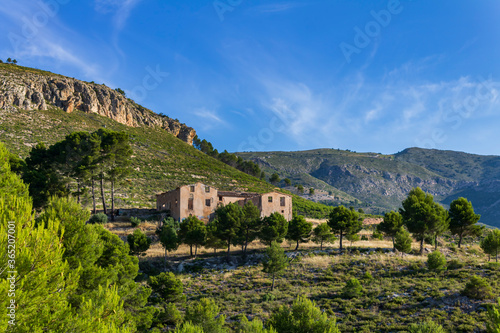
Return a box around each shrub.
[462,275,494,300]
[342,278,363,299]
[156,303,182,326]
[148,272,184,304]
[447,259,464,270]
[362,271,373,281]
[130,216,142,227]
[427,251,447,271]
[184,298,226,333]
[88,212,108,224]
[361,235,369,241]
[407,320,446,332]
[486,298,500,333]
[127,228,151,255]
[394,228,412,254]
[268,296,340,333]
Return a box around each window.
[190,185,195,192]
[281,210,284,214]
[219,196,223,201]
[206,199,211,207]
[268,196,273,203]
[280,197,286,207]
[205,186,211,193]
[188,198,194,210]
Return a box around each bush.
[184,298,226,333]
[447,259,464,270]
[362,271,373,281]
[486,298,500,333]
[427,251,447,271]
[342,278,363,299]
[148,272,184,304]
[462,275,494,300]
[127,229,151,255]
[394,228,412,254]
[407,320,446,332]
[130,216,142,227]
[361,235,368,241]
[88,212,108,224]
[268,296,340,333]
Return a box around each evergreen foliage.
[427,250,447,271]
[148,272,184,304]
[184,298,227,333]
[88,212,109,224]
[377,211,404,249]
[394,228,412,254]
[262,241,289,291]
[260,212,289,246]
[328,205,361,251]
[312,223,336,250]
[127,228,152,255]
[481,230,500,262]
[342,278,363,299]
[407,320,447,333]
[462,275,494,300]
[179,215,207,257]
[268,296,340,333]
[487,298,500,333]
[286,215,313,250]
[449,197,481,248]
[214,202,243,260]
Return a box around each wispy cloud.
[192,107,228,130]
[251,2,308,14]
[95,0,143,31]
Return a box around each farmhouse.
[156,182,292,222]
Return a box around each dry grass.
[301,255,332,268]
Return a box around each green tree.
[260,212,289,246]
[270,173,280,184]
[284,178,291,186]
[205,220,226,254]
[309,188,315,196]
[449,197,481,248]
[394,227,413,254]
[127,228,152,255]
[262,241,289,291]
[184,298,227,333]
[377,211,404,250]
[148,272,184,304]
[268,296,340,333]
[157,217,180,267]
[286,215,313,250]
[312,223,336,250]
[486,298,500,333]
[238,200,262,255]
[214,202,243,261]
[179,215,207,257]
[296,184,304,194]
[400,187,448,255]
[328,205,361,251]
[346,233,360,247]
[481,230,500,262]
[408,320,447,333]
[174,322,206,333]
[96,129,133,220]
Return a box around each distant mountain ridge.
[0,64,196,144]
[236,148,500,228]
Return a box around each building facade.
[156,182,292,222]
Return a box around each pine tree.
[328,205,361,251]
[377,211,404,250]
[260,212,289,246]
[179,215,207,257]
[286,215,313,250]
[262,241,288,291]
[312,223,336,250]
[449,197,481,248]
[236,200,262,256]
[214,202,243,261]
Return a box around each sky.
[1,0,500,155]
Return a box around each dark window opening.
[190,185,195,192]
[268,196,273,203]
[280,197,286,206]
[206,199,211,207]
[188,198,194,210]
[205,186,210,193]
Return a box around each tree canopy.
[449,197,481,248]
[328,205,361,251]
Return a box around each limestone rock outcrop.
[0,66,196,145]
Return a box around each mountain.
[0,63,279,209]
[0,64,195,144]
[236,148,500,228]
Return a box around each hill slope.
[0,64,281,209]
[237,148,500,228]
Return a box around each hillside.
[0,64,282,209]
[236,148,500,228]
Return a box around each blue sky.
[1,0,500,155]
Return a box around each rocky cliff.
[0,65,196,144]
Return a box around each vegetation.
[179,215,207,257]
[260,212,289,246]
[481,230,500,262]
[127,228,152,255]
[449,197,482,248]
[328,205,362,251]
[312,223,337,250]
[285,215,313,250]
[262,242,289,291]
[427,250,447,272]
[377,211,403,250]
